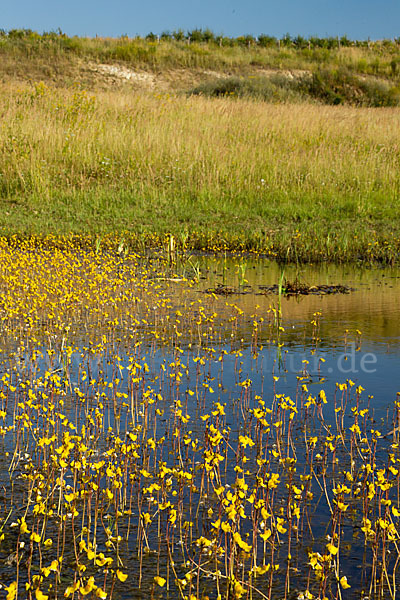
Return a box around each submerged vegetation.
[0,237,399,600]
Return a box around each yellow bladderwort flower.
[230,577,245,599]
[5,581,17,600]
[80,576,96,596]
[326,543,338,555]
[260,529,271,541]
[254,564,270,575]
[19,517,29,534]
[169,508,177,524]
[361,518,373,535]
[276,518,287,534]
[96,553,113,567]
[340,576,351,589]
[141,512,152,525]
[233,531,252,553]
[261,507,271,520]
[154,576,166,587]
[86,546,95,560]
[267,473,280,489]
[238,434,255,448]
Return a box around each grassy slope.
[1,36,400,262]
[1,34,400,90]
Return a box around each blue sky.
[2,0,400,40]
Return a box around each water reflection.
[193,257,400,350]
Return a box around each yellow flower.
[254,564,270,575]
[80,577,96,595]
[96,553,113,567]
[6,581,17,600]
[340,576,351,589]
[64,492,77,503]
[196,536,213,548]
[19,517,29,534]
[238,435,255,448]
[141,512,152,525]
[260,529,271,541]
[232,578,245,599]
[116,570,128,582]
[154,576,166,587]
[326,543,338,555]
[49,559,59,571]
[276,518,287,534]
[233,532,252,553]
[64,582,79,597]
[169,508,177,524]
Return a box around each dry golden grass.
[2,82,399,195]
[1,81,400,260]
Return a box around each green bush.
[189,69,400,107]
[189,75,305,103]
[301,68,400,106]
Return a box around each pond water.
[0,247,400,600]
[193,258,400,410]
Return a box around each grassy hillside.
[1,30,400,262]
[1,80,400,262]
[1,30,400,104]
